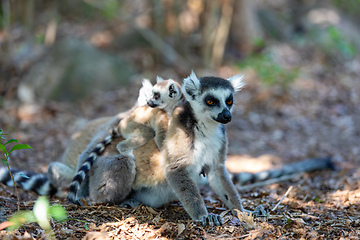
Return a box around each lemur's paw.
[66,198,81,206]
[201,213,222,226]
[120,199,141,208]
[253,205,267,217]
[235,205,267,218]
[66,192,80,205]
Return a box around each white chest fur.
[191,124,224,178]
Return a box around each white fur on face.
[190,88,234,124]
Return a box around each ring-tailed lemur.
[0,72,334,226]
[66,77,184,204]
[81,71,252,226]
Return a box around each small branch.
[271,186,293,212]
[132,25,191,68]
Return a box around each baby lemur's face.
[147,79,180,110]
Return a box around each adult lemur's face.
[182,71,245,124]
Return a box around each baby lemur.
[66,77,184,204]
[115,77,184,156]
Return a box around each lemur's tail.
[66,128,119,204]
[232,157,335,185]
[0,167,57,196]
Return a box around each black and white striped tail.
[232,157,334,185]
[0,168,57,196]
[66,128,119,204]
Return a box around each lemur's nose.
[223,111,231,121]
[147,100,157,108]
[216,109,232,124]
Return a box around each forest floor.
[1,45,360,239]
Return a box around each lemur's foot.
[120,199,141,208]
[201,213,223,226]
[235,205,267,218]
[252,205,267,217]
[66,198,82,206]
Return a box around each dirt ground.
[1,50,360,239]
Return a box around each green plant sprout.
[4,196,67,239]
[0,129,34,210]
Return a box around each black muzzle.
[215,109,231,124]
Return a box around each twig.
[271,186,293,212]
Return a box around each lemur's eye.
[154,93,160,100]
[226,99,233,105]
[205,95,218,107]
[206,99,215,106]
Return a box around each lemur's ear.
[182,70,200,100]
[156,76,164,83]
[138,79,153,106]
[227,74,245,92]
[168,83,176,98]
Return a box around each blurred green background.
[0,0,359,101]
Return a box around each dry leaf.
[177,223,185,236]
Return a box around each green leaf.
[9,144,34,154]
[1,158,9,167]
[4,138,17,145]
[49,205,68,222]
[84,223,90,230]
[0,144,7,155]
[7,211,36,231]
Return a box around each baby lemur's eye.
[207,99,214,105]
[154,92,160,100]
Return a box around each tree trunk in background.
[230,0,263,57]
[201,0,220,68]
[211,0,234,68]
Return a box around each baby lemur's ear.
[227,74,245,92]
[156,76,165,83]
[138,79,154,106]
[168,82,178,98]
[182,70,200,100]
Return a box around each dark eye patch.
[204,95,219,107]
[154,92,160,100]
[226,95,234,106]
